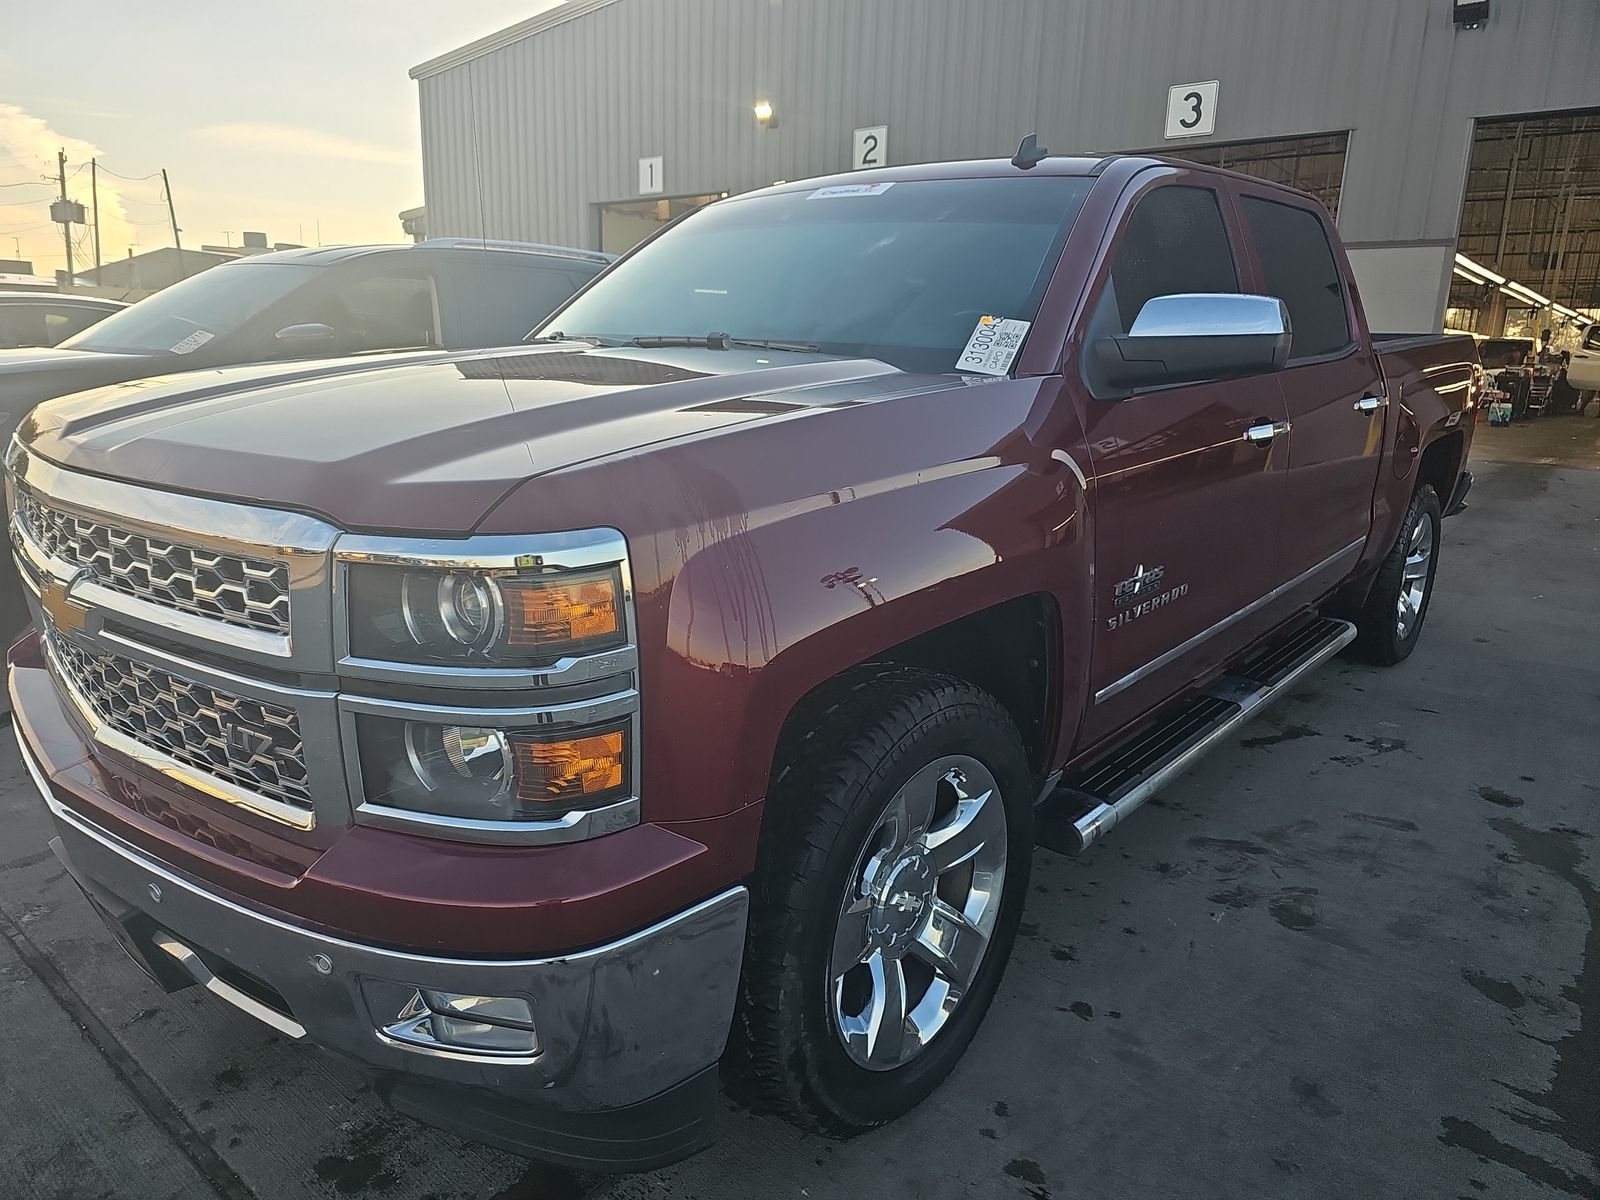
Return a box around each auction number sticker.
[169,330,215,355]
[807,182,895,199]
[958,316,1029,376]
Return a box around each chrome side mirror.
[1094,293,1293,395]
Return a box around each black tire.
[729,665,1034,1136]
[1350,484,1442,666]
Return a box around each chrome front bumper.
[16,726,747,1165]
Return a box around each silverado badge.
[1113,564,1166,609]
[1106,563,1189,631]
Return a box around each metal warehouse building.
[412,0,1600,335]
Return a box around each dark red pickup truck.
[7,154,1476,1171]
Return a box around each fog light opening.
[383,988,539,1057]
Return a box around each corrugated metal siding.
[418,0,1600,253]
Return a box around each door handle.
[1243,420,1290,445]
[1354,395,1387,413]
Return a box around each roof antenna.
[1012,133,1048,170]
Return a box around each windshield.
[540,177,1094,373]
[61,261,317,355]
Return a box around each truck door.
[1075,176,1291,745]
[1235,189,1384,584]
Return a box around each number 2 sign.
[852,126,888,171]
[1164,81,1218,139]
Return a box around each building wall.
[415,0,1600,331]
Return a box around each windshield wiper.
[623,332,821,353]
[523,331,611,346]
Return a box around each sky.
[0,1,563,274]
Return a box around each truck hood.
[22,345,964,533]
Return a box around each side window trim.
[1232,186,1360,366]
[1102,176,1244,332]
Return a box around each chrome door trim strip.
[1093,538,1365,704]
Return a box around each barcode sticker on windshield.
[807,182,895,199]
[958,316,1029,376]
[169,330,215,356]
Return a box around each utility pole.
[162,168,187,279]
[57,149,74,281]
[90,158,103,286]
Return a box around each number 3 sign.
[1164,81,1218,139]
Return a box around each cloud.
[0,103,134,271]
[192,122,412,167]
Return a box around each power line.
[92,163,162,182]
[0,180,51,190]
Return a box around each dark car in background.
[0,238,611,645]
[0,291,126,350]
[0,239,612,437]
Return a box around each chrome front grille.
[47,632,312,813]
[16,490,290,635]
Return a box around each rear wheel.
[731,666,1033,1135]
[1350,484,1441,666]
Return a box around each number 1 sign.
[639,155,664,195]
[1164,81,1218,139]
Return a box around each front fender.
[655,457,1089,822]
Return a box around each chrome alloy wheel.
[1396,512,1434,639]
[830,755,1008,1071]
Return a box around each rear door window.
[43,304,111,345]
[1241,196,1352,360]
[1108,185,1239,333]
[0,305,47,348]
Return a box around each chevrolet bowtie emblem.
[40,578,89,635]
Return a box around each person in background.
[1548,350,1579,414]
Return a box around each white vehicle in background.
[1568,323,1600,400]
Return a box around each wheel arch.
[768,593,1062,791]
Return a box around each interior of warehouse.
[1447,107,1600,348]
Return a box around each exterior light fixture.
[1453,0,1489,29]
[753,100,777,128]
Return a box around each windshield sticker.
[169,330,215,356]
[807,182,895,199]
[957,316,1029,376]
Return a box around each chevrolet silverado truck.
[7,154,1477,1171]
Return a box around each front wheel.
[731,666,1033,1135]
[1350,484,1442,665]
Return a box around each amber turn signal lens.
[504,570,622,650]
[513,727,627,806]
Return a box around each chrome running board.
[1038,617,1357,855]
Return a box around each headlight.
[347,564,625,666]
[355,714,630,822]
